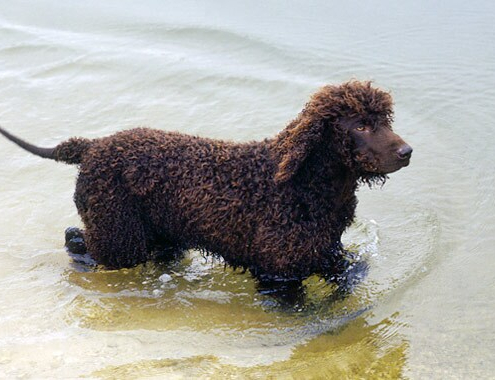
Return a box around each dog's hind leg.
[64,226,98,267]
[79,188,151,269]
[65,226,86,255]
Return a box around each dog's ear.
[273,114,325,183]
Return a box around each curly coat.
[0,81,410,281]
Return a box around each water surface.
[0,0,494,378]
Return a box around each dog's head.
[273,81,412,184]
[342,116,412,175]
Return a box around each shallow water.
[0,0,494,378]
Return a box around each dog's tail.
[0,126,91,165]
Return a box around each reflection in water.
[65,246,373,332]
[90,317,408,379]
[65,240,406,378]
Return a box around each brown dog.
[0,81,411,282]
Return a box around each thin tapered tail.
[0,126,55,159]
[0,126,91,164]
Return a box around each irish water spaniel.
[0,81,412,282]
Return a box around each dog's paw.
[65,227,86,255]
[64,226,98,268]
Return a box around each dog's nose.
[397,144,413,160]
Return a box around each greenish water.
[0,0,494,378]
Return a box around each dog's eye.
[356,126,366,132]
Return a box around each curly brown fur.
[0,81,411,281]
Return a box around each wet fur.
[1,81,401,281]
